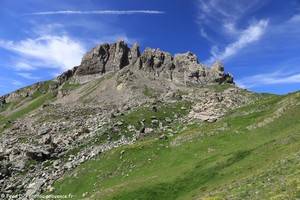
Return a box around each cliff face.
[75,41,135,75]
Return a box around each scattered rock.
[159,134,168,140]
[151,120,159,127]
[144,128,154,134]
[25,178,45,197]
[26,148,51,161]
[38,126,51,136]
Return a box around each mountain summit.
[57,40,233,86]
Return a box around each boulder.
[38,126,51,136]
[144,128,154,134]
[26,147,51,161]
[0,164,11,179]
[25,178,46,197]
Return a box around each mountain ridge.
[1,40,233,106]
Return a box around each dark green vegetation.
[49,92,300,200]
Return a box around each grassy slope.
[0,81,55,133]
[48,92,300,200]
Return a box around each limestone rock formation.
[0,41,234,108]
[75,41,136,76]
[69,41,234,85]
[56,67,78,85]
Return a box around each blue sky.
[0,0,300,95]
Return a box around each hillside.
[0,41,299,200]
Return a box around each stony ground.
[49,92,300,200]
[0,75,251,199]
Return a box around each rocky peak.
[55,40,234,85]
[129,42,140,64]
[75,40,140,76]
[174,52,204,73]
[211,60,224,72]
[139,48,174,72]
[174,52,199,65]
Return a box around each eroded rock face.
[69,41,234,85]
[208,61,234,84]
[139,48,174,79]
[75,41,138,76]
[56,67,78,85]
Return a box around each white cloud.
[0,35,86,71]
[236,71,300,88]
[207,19,269,63]
[197,0,270,63]
[93,34,138,45]
[200,28,215,43]
[289,14,300,23]
[27,10,165,15]
[14,62,35,71]
[197,0,266,30]
[223,22,238,35]
[17,72,40,80]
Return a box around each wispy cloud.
[289,14,300,23]
[27,10,165,16]
[17,72,40,80]
[207,19,269,62]
[236,71,300,88]
[197,0,270,63]
[0,35,86,71]
[0,21,139,77]
[14,62,35,71]
[197,0,267,33]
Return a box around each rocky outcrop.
[136,49,233,85]
[209,61,234,84]
[66,41,234,85]
[137,48,174,80]
[75,41,138,76]
[56,67,78,85]
[188,88,250,122]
